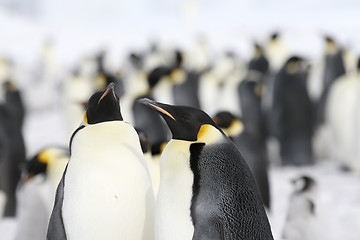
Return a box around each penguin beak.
[137,98,175,121]
[98,82,116,104]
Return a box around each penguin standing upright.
[315,36,346,126]
[15,149,54,240]
[0,80,26,217]
[47,83,155,240]
[263,33,289,137]
[326,57,360,172]
[172,49,201,109]
[272,56,314,166]
[15,147,69,240]
[138,98,273,240]
[282,175,318,240]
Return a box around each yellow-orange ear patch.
[38,151,51,164]
[228,119,244,136]
[83,111,88,124]
[197,124,211,140]
[197,124,224,144]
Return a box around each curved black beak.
[137,98,175,121]
[98,82,116,104]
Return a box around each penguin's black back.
[272,66,313,138]
[189,140,273,240]
[272,62,314,165]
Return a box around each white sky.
[1,0,360,64]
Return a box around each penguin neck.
[71,121,142,161]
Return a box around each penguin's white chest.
[155,140,194,240]
[62,123,154,240]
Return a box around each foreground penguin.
[138,98,273,240]
[47,83,155,240]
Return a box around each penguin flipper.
[47,165,68,240]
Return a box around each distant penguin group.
[47,83,274,239]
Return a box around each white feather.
[62,121,155,240]
[155,140,194,240]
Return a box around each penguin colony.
[0,32,359,239]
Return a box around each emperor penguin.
[15,147,69,240]
[138,98,273,240]
[315,36,346,126]
[47,83,155,240]
[0,80,26,217]
[272,56,314,166]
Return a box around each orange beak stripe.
[149,103,175,121]
[98,87,111,104]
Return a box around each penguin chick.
[282,175,317,240]
[47,83,155,240]
[138,98,273,240]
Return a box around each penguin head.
[212,111,244,138]
[84,82,122,125]
[270,32,279,41]
[147,66,171,89]
[292,175,316,194]
[138,98,220,142]
[23,147,69,183]
[253,43,262,59]
[285,56,305,75]
[324,36,338,54]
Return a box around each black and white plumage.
[138,98,273,240]
[282,175,318,240]
[47,83,155,240]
